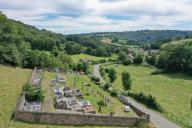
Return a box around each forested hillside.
[146,39,192,74]
[0,12,117,68]
[1,11,192,73]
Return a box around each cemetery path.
[93,64,180,128]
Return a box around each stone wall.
[13,92,149,127]
[14,111,142,126]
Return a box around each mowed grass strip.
[0,65,31,128]
[105,64,192,128]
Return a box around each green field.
[0,65,137,128]
[161,38,192,49]
[103,64,192,128]
[70,54,117,63]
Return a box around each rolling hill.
[81,30,192,44]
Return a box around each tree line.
[146,41,192,74]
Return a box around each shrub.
[134,54,143,64]
[97,100,106,106]
[151,70,166,75]
[23,83,44,102]
[104,82,112,90]
[98,59,107,63]
[108,68,117,83]
[151,70,161,75]
[110,89,118,97]
[127,92,162,112]
[99,67,105,77]
[105,68,109,73]
[122,71,132,91]
[89,75,100,83]
[122,57,132,65]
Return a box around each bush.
[127,92,162,112]
[150,70,166,75]
[110,89,118,97]
[122,57,132,65]
[89,75,100,83]
[122,71,132,91]
[104,82,112,90]
[151,70,161,75]
[97,100,106,106]
[98,59,107,63]
[105,68,109,73]
[23,83,44,102]
[99,67,105,77]
[108,68,117,83]
[134,54,143,64]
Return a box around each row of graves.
[51,75,96,114]
[21,67,42,112]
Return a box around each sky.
[1,0,192,34]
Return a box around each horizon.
[1,0,192,34]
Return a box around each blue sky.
[1,0,192,34]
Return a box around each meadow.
[70,53,117,63]
[104,64,192,128]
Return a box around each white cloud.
[1,0,192,34]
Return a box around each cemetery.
[51,74,95,114]
[13,67,150,127]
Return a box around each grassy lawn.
[103,64,192,128]
[0,65,135,128]
[41,71,56,112]
[70,54,117,63]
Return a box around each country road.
[93,64,180,128]
[93,64,105,83]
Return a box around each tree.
[134,54,143,64]
[121,71,132,91]
[65,41,83,55]
[118,51,127,62]
[108,68,117,83]
[157,52,168,69]
[146,54,156,66]
[112,37,119,43]
[28,50,40,68]
[123,57,133,65]
[58,53,73,64]
[104,82,112,90]
[2,44,21,66]
[51,45,59,57]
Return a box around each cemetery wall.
[14,111,142,126]
[13,92,149,127]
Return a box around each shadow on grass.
[150,70,192,81]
